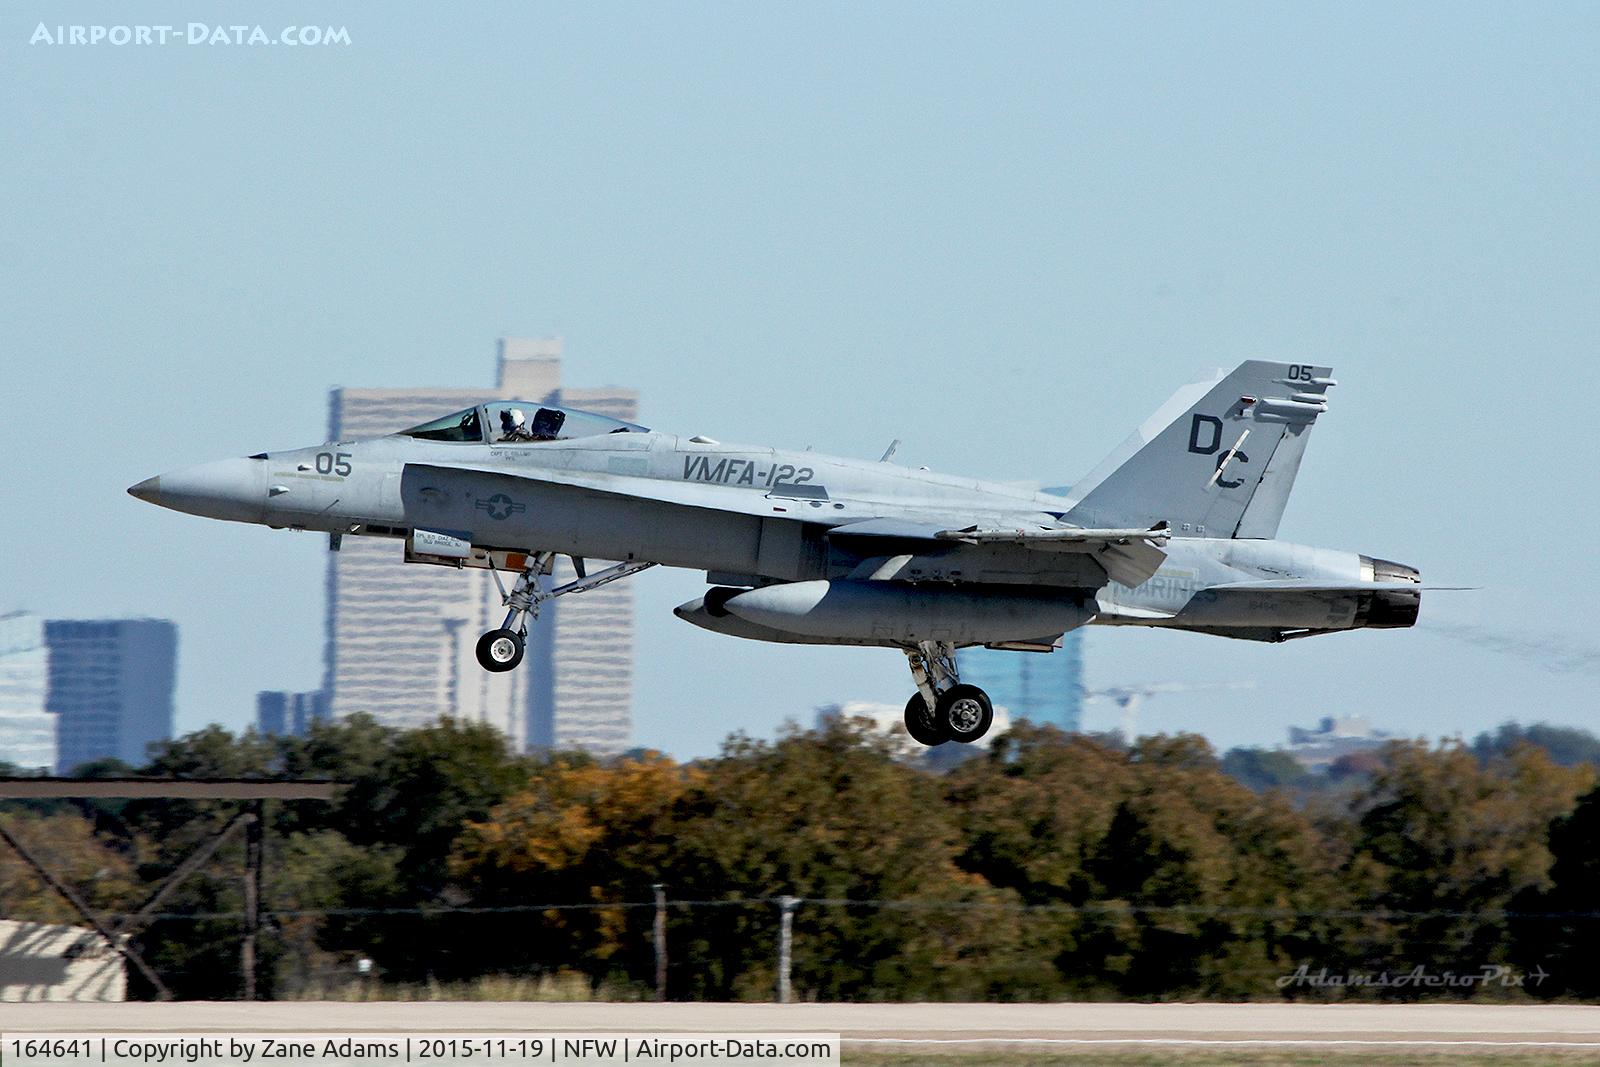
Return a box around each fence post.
[241,799,263,1001]
[777,895,799,1004]
[652,883,668,1002]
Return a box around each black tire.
[475,628,525,672]
[903,693,949,747]
[938,684,994,744]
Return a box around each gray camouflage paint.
[129,360,1420,651]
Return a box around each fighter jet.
[129,360,1429,747]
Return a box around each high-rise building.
[323,337,638,755]
[959,630,1084,732]
[256,690,328,737]
[44,619,176,773]
[0,613,55,772]
[1285,715,1392,771]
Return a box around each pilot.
[529,408,566,440]
[499,408,535,441]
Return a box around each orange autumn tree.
[451,752,701,985]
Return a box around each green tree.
[0,810,137,924]
[1472,722,1600,770]
[267,830,407,996]
[1221,747,1311,793]
[1341,740,1592,995]
[1509,784,1600,997]
[946,726,1345,999]
[660,720,1027,1001]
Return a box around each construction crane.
[1080,681,1257,741]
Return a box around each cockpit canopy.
[401,403,648,444]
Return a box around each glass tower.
[958,630,1083,731]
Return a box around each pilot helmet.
[508,408,526,426]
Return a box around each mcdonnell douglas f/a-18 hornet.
[130,361,1430,747]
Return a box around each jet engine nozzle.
[1357,555,1422,629]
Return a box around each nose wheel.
[478,552,658,673]
[476,629,525,672]
[900,642,994,746]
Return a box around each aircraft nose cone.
[129,458,267,523]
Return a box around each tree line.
[4,715,1600,1001]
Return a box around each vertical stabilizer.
[1063,361,1333,538]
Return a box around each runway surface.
[9,1001,1600,1050]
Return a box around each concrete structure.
[959,630,1084,732]
[323,338,637,755]
[1286,714,1393,771]
[0,920,125,1002]
[44,619,176,773]
[0,613,55,771]
[255,690,328,737]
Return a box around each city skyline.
[5,6,1593,759]
[45,618,176,774]
[0,613,55,772]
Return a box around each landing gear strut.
[476,553,656,673]
[900,641,994,746]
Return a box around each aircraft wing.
[406,461,854,523]
[411,463,1083,537]
[407,463,1167,586]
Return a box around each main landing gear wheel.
[476,628,525,672]
[903,693,950,747]
[938,684,994,744]
[900,640,993,748]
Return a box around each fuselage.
[130,408,1419,646]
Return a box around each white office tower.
[323,338,638,755]
[0,613,54,772]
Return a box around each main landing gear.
[901,641,994,746]
[476,552,657,673]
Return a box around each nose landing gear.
[475,629,526,672]
[900,641,994,746]
[476,552,657,673]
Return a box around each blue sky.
[3,2,1595,757]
